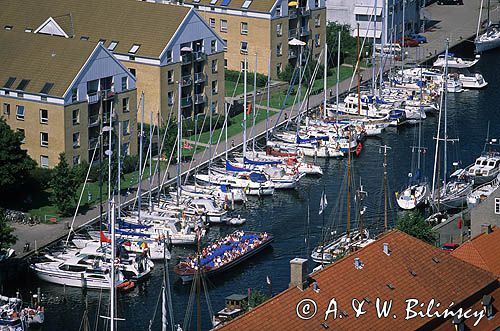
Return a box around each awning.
[353,6,382,16]
[356,29,382,39]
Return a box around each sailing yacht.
[476,24,500,52]
[432,53,480,68]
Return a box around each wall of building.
[471,188,500,237]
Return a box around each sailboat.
[475,0,500,52]
[429,41,473,211]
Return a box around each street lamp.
[288,38,306,109]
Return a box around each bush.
[72,161,90,184]
[225,69,268,88]
[29,167,53,191]
[122,155,139,174]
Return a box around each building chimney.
[289,258,307,290]
[481,223,492,235]
[383,243,390,255]
[354,257,364,269]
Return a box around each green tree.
[326,22,361,67]
[0,208,16,250]
[0,117,36,194]
[396,211,436,245]
[50,153,77,216]
[241,289,269,312]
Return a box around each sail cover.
[226,160,249,172]
[243,157,281,165]
[249,172,267,183]
[296,135,328,144]
[118,219,152,230]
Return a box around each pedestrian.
[231,140,235,148]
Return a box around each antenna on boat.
[378,145,392,232]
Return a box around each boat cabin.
[215,294,248,323]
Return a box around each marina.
[1,0,500,330]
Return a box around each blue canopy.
[220,184,231,193]
[296,135,328,144]
[115,228,151,238]
[118,219,152,230]
[249,172,267,183]
[243,157,281,166]
[226,160,248,172]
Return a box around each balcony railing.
[88,137,99,149]
[288,50,298,59]
[102,89,115,101]
[88,114,100,127]
[193,51,206,62]
[298,7,310,16]
[288,8,297,19]
[288,28,297,39]
[299,27,310,37]
[181,54,192,65]
[194,72,206,84]
[194,94,206,105]
[181,75,192,87]
[181,96,192,108]
[87,92,100,104]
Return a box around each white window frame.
[121,76,128,91]
[276,43,282,56]
[220,20,228,32]
[40,109,48,124]
[72,109,80,125]
[240,41,248,54]
[122,98,129,112]
[40,155,49,168]
[242,0,252,8]
[73,132,80,148]
[108,41,118,51]
[276,23,283,37]
[16,105,25,120]
[40,132,49,147]
[129,44,140,54]
[167,70,174,84]
[240,22,248,35]
[211,40,217,53]
[209,18,216,28]
[212,59,218,73]
[223,39,228,51]
[122,120,130,136]
[168,91,174,106]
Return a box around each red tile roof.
[218,230,498,331]
[452,226,500,277]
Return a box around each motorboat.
[467,174,500,208]
[311,229,372,264]
[475,24,500,53]
[396,182,429,210]
[0,294,45,331]
[466,153,500,185]
[432,53,479,68]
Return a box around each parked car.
[397,37,419,47]
[441,242,459,252]
[407,33,427,44]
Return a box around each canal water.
[3,44,500,330]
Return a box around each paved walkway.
[10,0,486,260]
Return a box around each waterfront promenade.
[9,0,487,259]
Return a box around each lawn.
[225,80,245,97]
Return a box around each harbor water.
[3,44,500,330]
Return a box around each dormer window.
[210,0,217,5]
[129,44,140,54]
[80,36,89,41]
[108,41,118,51]
[4,25,13,31]
[3,77,16,89]
[98,39,106,44]
[16,79,30,91]
[24,28,33,33]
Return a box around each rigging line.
[182,110,209,184]
[93,287,103,331]
[201,271,215,320]
[148,280,164,330]
[183,270,198,330]
[152,105,174,199]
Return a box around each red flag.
[247,103,252,115]
[100,231,111,244]
[457,217,463,230]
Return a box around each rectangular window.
[16,105,25,120]
[276,23,283,37]
[3,103,10,115]
[122,120,130,136]
[40,155,49,168]
[315,0,319,7]
[211,40,217,53]
[17,129,25,144]
[276,43,282,56]
[168,91,174,106]
[315,34,321,47]
[121,76,127,90]
[242,0,252,8]
[166,50,173,63]
[224,59,228,68]
[495,198,500,214]
[129,68,136,77]
[276,6,281,17]
[73,132,80,148]
[167,70,174,84]
[212,80,218,95]
[129,44,140,54]
[122,98,129,112]
[315,14,321,27]
[87,80,98,94]
[40,132,48,147]
[220,20,228,32]
[108,41,118,51]
[241,61,248,71]
[223,39,228,51]
[73,155,80,166]
[241,22,248,35]
[71,88,78,102]
[240,41,248,54]
[122,143,130,157]
[72,109,80,125]
[276,63,282,75]
[40,109,48,124]
[212,59,218,73]
[211,101,218,113]
[209,18,216,28]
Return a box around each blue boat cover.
[249,172,267,183]
[296,135,328,144]
[243,157,281,165]
[197,233,261,267]
[118,219,152,230]
[226,160,248,172]
[115,228,151,238]
[220,184,231,193]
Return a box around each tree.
[50,153,77,216]
[0,117,36,194]
[396,211,436,245]
[241,289,269,312]
[0,208,16,250]
[326,22,362,67]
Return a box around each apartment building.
[0,0,226,121]
[182,0,327,79]
[326,0,422,44]
[0,30,137,168]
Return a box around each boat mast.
[357,23,361,116]
[443,39,449,190]
[225,103,228,160]
[266,50,271,142]
[346,129,352,239]
[177,83,182,206]
[117,121,121,217]
[149,112,153,212]
[372,0,378,96]
[380,145,391,232]
[401,0,406,73]
[252,52,258,152]
[138,92,145,222]
[379,0,385,95]
[323,44,327,118]
[336,30,341,117]
[110,198,116,331]
[476,0,485,39]
[243,57,247,159]
[157,112,161,205]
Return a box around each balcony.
[102,89,115,101]
[88,114,100,127]
[181,54,192,65]
[288,28,298,39]
[181,75,192,87]
[88,137,99,149]
[299,27,310,37]
[193,51,206,62]
[194,72,206,84]
[194,94,206,105]
[288,8,297,19]
[181,96,192,108]
[298,7,310,16]
[87,92,100,104]
[288,50,298,59]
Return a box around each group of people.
[184,231,269,271]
